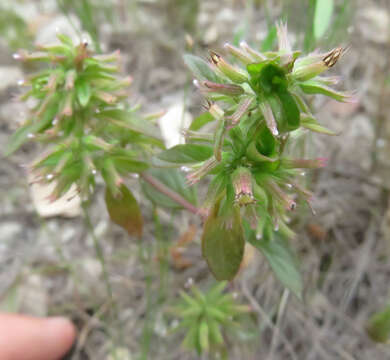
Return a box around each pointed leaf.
[5,96,59,156]
[301,114,338,135]
[300,81,354,103]
[250,234,303,299]
[76,80,91,107]
[105,184,143,237]
[189,112,214,131]
[183,54,219,82]
[202,208,245,281]
[261,25,277,52]
[157,144,213,164]
[199,321,209,352]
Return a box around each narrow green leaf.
[250,234,303,299]
[4,123,36,156]
[183,54,219,82]
[208,319,224,345]
[112,157,149,174]
[202,207,245,281]
[105,184,143,237]
[367,305,390,343]
[157,144,213,164]
[189,112,214,131]
[261,25,277,52]
[56,33,74,48]
[314,0,334,40]
[300,81,353,103]
[182,324,199,351]
[301,114,338,135]
[199,321,209,352]
[5,96,59,156]
[76,80,91,107]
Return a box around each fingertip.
[46,317,77,345]
[44,317,77,358]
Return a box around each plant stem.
[140,172,200,216]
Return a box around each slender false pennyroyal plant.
[6,34,164,236]
[157,23,354,291]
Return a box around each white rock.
[158,102,192,148]
[28,171,81,218]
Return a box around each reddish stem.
[140,173,200,216]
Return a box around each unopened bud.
[201,80,244,96]
[293,61,328,82]
[209,51,248,83]
[208,103,224,121]
[267,180,296,211]
[224,43,254,64]
[232,167,255,206]
[186,157,219,185]
[228,97,254,128]
[240,41,266,62]
[260,101,278,136]
[322,47,345,68]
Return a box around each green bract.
[158,22,353,284]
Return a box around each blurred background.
[1,0,390,359]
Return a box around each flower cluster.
[160,23,353,280]
[7,34,162,201]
